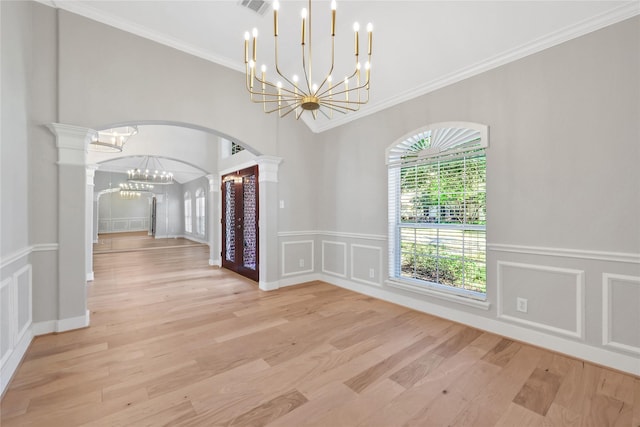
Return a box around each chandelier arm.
[273,34,299,91]
[322,96,369,106]
[264,99,302,115]
[301,44,312,95]
[315,36,336,96]
[319,100,359,113]
[252,76,301,97]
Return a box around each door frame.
[221,165,259,282]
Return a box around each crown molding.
[34,0,243,73]
[309,1,640,134]
[36,1,639,134]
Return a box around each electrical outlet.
[299,258,304,268]
[369,268,375,279]
[516,297,528,313]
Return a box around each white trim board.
[602,273,640,355]
[488,243,640,264]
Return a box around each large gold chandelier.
[244,0,372,120]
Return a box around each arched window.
[387,122,488,299]
[184,191,192,234]
[195,188,206,236]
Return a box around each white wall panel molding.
[31,243,59,252]
[0,265,33,396]
[322,241,347,278]
[98,217,150,233]
[497,261,585,339]
[350,244,383,287]
[13,265,32,345]
[0,246,31,269]
[0,277,14,369]
[277,230,387,241]
[488,243,640,264]
[281,240,314,277]
[602,273,640,355]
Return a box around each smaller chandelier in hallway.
[90,126,138,152]
[127,157,174,185]
[244,0,372,120]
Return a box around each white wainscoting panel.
[497,261,585,339]
[602,273,640,355]
[0,262,34,395]
[281,240,314,277]
[14,265,32,344]
[322,241,347,278]
[98,217,150,233]
[0,277,13,369]
[351,244,383,287]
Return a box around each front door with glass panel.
[221,166,259,282]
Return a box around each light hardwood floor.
[93,232,206,254]
[1,245,639,426]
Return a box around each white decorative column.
[257,156,282,291]
[47,123,96,331]
[86,165,98,281]
[206,174,221,266]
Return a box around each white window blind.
[387,123,488,298]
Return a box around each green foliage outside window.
[399,153,486,293]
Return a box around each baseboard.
[259,280,280,291]
[32,310,90,335]
[320,275,640,376]
[209,258,221,267]
[86,271,94,281]
[1,325,33,396]
[278,273,323,289]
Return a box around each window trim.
[184,191,192,234]
[195,187,206,237]
[387,122,489,304]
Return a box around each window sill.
[385,278,491,311]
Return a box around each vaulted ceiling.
[42,0,638,133]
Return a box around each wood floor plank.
[224,389,308,427]
[513,367,563,416]
[1,242,638,427]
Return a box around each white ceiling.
[91,125,217,184]
[44,0,638,133]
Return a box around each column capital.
[206,174,220,192]
[86,164,99,185]
[256,156,283,183]
[47,123,98,166]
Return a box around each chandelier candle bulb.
[244,32,249,63]
[249,60,255,89]
[273,0,279,36]
[301,8,307,45]
[261,65,266,90]
[367,23,373,55]
[331,0,336,36]
[353,22,359,56]
[365,61,370,84]
[252,28,258,62]
[345,77,349,102]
